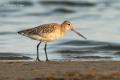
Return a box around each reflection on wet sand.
[0,53,31,60]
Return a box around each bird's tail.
[18,29,33,36]
[18,30,24,35]
[18,30,25,35]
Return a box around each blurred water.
[0,0,120,61]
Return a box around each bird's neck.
[61,25,67,32]
[60,25,67,38]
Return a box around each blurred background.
[0,0,120,61]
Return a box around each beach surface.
[0,61,120,80]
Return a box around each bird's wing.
[33,23,60,36]
[18,23,60,37]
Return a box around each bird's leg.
[44,43,49,61]
[36,42,41,61]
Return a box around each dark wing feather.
[18,28,36,36]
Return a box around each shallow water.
[0,0,120,61]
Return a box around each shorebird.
[18,21,87,61]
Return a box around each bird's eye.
[68,24,70,26]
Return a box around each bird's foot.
[46,59,49,61]
[36,58,41,62]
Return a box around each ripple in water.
[40,1,96,7]
[53,40,120,61]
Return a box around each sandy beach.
[0,61,120,80]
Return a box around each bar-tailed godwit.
[18,21,87,61]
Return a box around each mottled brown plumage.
[18,23,64,42]
[18,21,87,61]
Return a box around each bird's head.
[62,21,72,30]
[61,20,87,39]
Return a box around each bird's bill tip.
[71,28,87,39]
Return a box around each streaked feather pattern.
[18,23,62,42]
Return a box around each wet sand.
[0,61,120,80]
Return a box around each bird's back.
[35,23,60,35]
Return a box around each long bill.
[71,27,87,39]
